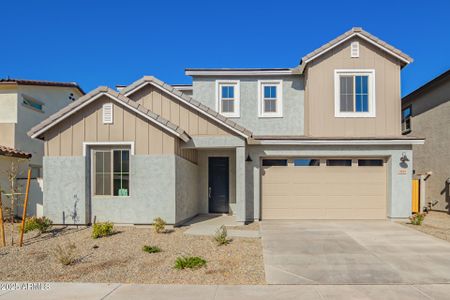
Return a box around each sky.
[1,0,449,96]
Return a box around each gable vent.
[351,41,359,58]
[102,103,113,124]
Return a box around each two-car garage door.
[261,158,387,219]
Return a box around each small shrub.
[92,222,114,239]
[53,242,77,266]
[214,225,231,246]
[153,217,166,233]
[410,213,426,225]
[24,216,53,234]
[142,245,161,253]
[174,256,206,270]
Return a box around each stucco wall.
[91,155,177,224]
[404,81,450,211]
[43,156,87,224]
[175,156,199,223]
[192,75,304,136]
[246,145,413,221]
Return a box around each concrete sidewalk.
[1,282,450,300]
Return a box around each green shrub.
[24,216,53,234]
[153,217,166,233]
[53,242,77,266]
[214,225,231,246]
[409,213,426,225]
[92,222,114,239]
[142,245,161,253]
[174,256,206,270]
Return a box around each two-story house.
[0,79,84,216]
[402,69,450,212]
[28,28,424,225]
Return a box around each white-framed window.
[334,69,375,118]
[401,106,412,134]
[215,80,240,118]
[258,80,283,117]
[92,148,130,197]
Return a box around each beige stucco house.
[0,79,84,216]
[402,69,450,212]
[29,28,424,225]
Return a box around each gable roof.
[0,78,85,94]
[0,145,32,159]
[120,76,252,138]
[28,86,190,142]
[293,27,413,74]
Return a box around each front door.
[208,157,229,213]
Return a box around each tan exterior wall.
[128,85,233,137]
[404,80,450,212]
[0,123,15,148]
[305,37,402,137]
[44,95,197,163]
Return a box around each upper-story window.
[402,106,412,134]
[258,80,283,117]
[216,80,240,117]
[334,69,375,118]
[22,95,44,112]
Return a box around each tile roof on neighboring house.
[120,76,253,138]
[0,145,32,159]
[293,27,413,74]
[0,78,85,94]
[28,86,191,142]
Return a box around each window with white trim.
[216,80,240,117]
[93,148,130,196]
[401,106,412,134]
[258,80,283,117]
[334,70,375,117]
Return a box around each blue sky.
[1,0,449,96]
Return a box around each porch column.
[235,146,246,223]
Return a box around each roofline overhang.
[185,69,294,76]
[249,138,425,146]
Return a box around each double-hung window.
[93,148,130,197]
[216,80,240,117]
[259,80,283,117]
[334,70,375,117]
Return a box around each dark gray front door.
[208,157,229,213]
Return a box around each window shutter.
[351,41,359,58]
[103,103,113,124]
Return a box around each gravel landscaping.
[402,211,450,241]
[0,223,264,284]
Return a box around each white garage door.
[261,158,387,219]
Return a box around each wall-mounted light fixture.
[246,154,252,162]
[400,152,409,163]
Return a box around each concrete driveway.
[261,220,450,284]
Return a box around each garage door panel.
[262,158,387,220]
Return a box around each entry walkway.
[0,282,449,299]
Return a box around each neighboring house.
[0,79,84,216]
[402,69,450,212]
[28,28,424,225]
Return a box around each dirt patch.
[0,223,264,284]
[401,211,450,242]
